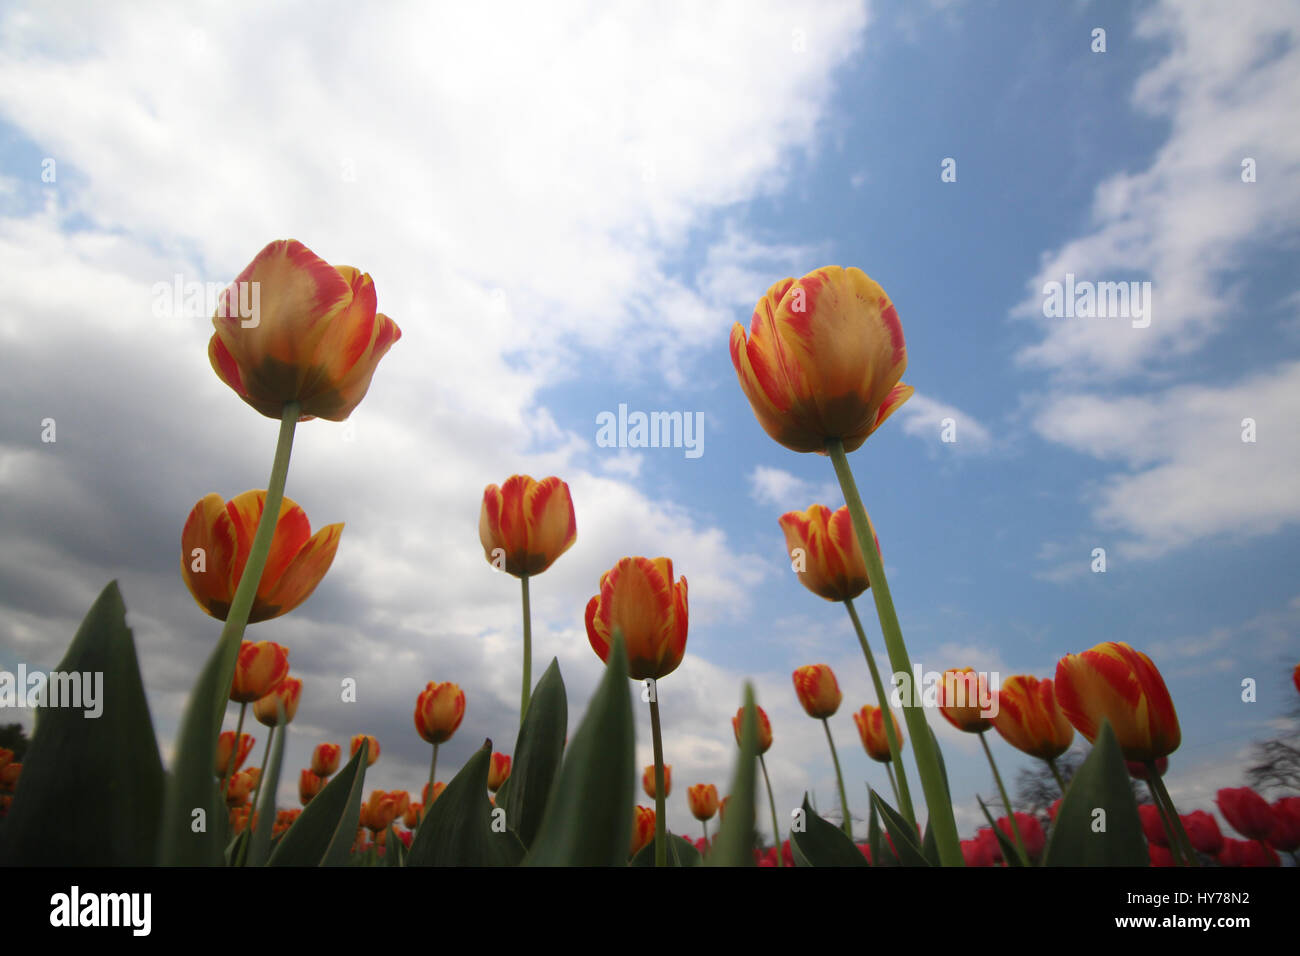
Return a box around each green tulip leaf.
[707,683,760,867]
[501,658,567,849]
[267,738,369,866]
[407,739,525,866]
[790,794,868,867]
[869,789,929,867]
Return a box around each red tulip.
[1126,757,1168,780]
[1267,796,1300,852]
[299,768,325,806]
[936,668,993,734]
[997,812,1045,858]
[413,682,466,745]
[1180,810,1223,856]
[732,705,774,754]
[311,742,341,777]
[853,704,903,763]
[585,557,688,681]
[630,806,656,858]
[1215,787,1276,842]
[1138,803,1169,848]
[961,837,997,867]
[479,475,577,577]
[1218,837,1279,867]
[215,731,255,777]
[1148,843,1176,867]
[990,675,1073,760]
[1055,642,1180,762]
[253,675,302,726]
[777,504,876,602]
[488,753,512,793]
[792,664,842,719]
[229,641,290,704]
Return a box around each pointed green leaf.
[407,739,525,866]
[977,795,1025,867]
[268,738,369,866]
[869,789,929,866]
[789,794,868,866]
[245,715,286,867]
[707,684,760,867]
[867,796,887,866]
[501,658,567,849]
[383,824,404,866]
[630,833,702,867]
[1042,720,1148,866]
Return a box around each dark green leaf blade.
[245,710,287,867]
[1042,720,1148,866]
[267,738,369,866]
[407,739,525,866]
[502,658,567,849]
[790,794,868,867]
[707,683,760,867]
[869,789,930,867]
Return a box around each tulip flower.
[1138,803,1170,848]
[225,769,257,807]
[350,734,380,766]
[854,705,903,763]
[360,790,399,834]
[731,705,774,754]
[422,781,446,805]
[962,837,997,867]
[793,664,851,837]
[1215,787,1276,842]
[997,813,1045,859]
[642,764,672,800]
[254,676,302,727]
[215,731,255,777]
[0,762,20,792]
[229,641,290,703]
[975,827,1003,865]
[208,239,401,422]
[1126,757,1167,780]
[388,791,411,820]
[404,802,425,829]
[991,675,1074,766]
[730,266,912,455]
[414,681,466,805]
[687,784,719,841]
[480,474,577,725]
[1268,797,1300,852]
[585,557,688,682]
[1218,838,1279,867]
[778,504,876,603]
[488,753,512,793]
[0,748,11,772]
[1148,843,1176,867]
[311,742,341,777]
[630,805,656,859]
[1181,810,1223,856]
[181,491,342,625]
[1054,642,1180,763]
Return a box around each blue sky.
[1,0,1297,847]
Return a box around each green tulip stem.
[519,573,532,725]
[649,694,668,868]
[1145,781,1187,866]
[427,743,440,811]
[826,437,963,866]
[702,819,709,843]
[247,727,275,831]
[760,754,784,867]
[884,762,902,809]
[980,731,1031,866]
[844,597,915,825]
[821,718,852,838]
[1145,761,1199,867]
[1047,757,1068,795]
[222,702,248,790]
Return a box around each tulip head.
[254,676,302,727]
[792,664,842,719]
[961,837,997,867]
[585,557,688,681]
[1268,797,1300,852]
[225,769,257,807]
[730,266,913,455]
[1181,810,1224,856]
[208,239,401,421]
[1127,757,1168,780]
[642,764,672,800]
[360,790,399,833]
[487,752,512,793]
[422,781,446,805]
[311,742,341,777]
[215,731,256,777]
[687,783,720,822]
[778,504,876,602]
[1054,642,1180,762]
[937,668,995,734]
[1215,787,1276,842]
[0,762,21,792]
[388,790,411,819]
[0,748,11,772]
[1218,838,1279,867]
[479,475,577,577]
[413,682,466,745]
[230,641,290,703]
[990,675,1074,760]
[1138,803,1169,848]
[404,802,425,829]
[181,491,342,624]
[853,705,903,763]
[731,705,774,755]
[630,805,656,858]
[350,734,381,766]
[299,768,326,805]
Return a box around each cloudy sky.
[2,0,1298,846]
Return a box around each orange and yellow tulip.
[0,762,20,792]
[642,764,672,799]
[687,784,720,822]
[422,781,446,805]
[778,505,878,602]
[404,802,425,829]
[585,557,688,680]
[360,790,399,833]
[732,705,774,754]
[254,675,302,726]
[630,805,656,858]
[991,675,1074,760]
[181,490,342,624]
[414,682,466,745]
[730,266,913,455]
[208,239,401,421]
[853,705,903,763]
[937,667,994,734]
[488,752,512,793]
[225,768,258,807]
[351,734,381,766]
[479,475,577,577]
[311,742,341,777]
[215,731,255,776]
[0,748,11,772]
[1055,642,1180,762]
[793,664,842,719]
[229,640,290,703]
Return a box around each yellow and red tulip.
[1054,642,1181,762]
[778,504,878,602]
[853,705,903,763]
[225,768,258,807]
[585,557,688,681]
[181,491,342,624]
[488,752,512,793]
[215,731,256,776]
[732,705,774,754]
[937,667,994,734]
[388,790,411,819]
[792,664,842,719]
[350,734,381,766]
[642,764,672,799]
[478,475,577,577]
[730,266,913,455]
[311,742,341,777]
[0,748,11,772]
[0,762,20,792]
[229,640,290,704]
[404,802,425,829]
[990,675,1073,760]
[687,784,720,822]
[422,781,446,805]
[360,790,399,833]
[413,682,466,745]
[208,239,401,421]
[630,805,656,858]
[254,675,302,726]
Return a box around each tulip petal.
[256,522,344,622]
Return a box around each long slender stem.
[222,702,248,789]
[427,743,440,813]
[1146,761,1199,867]
[884,762,901,809]
[822,718,852,838]
[1046,757,1068,795]
[1145,782,1187,866]
[702,819,709,843]
[760,755,783,868]
[844,597,915,825]
[649,694,667,868]
[980,731,1030,865]
[519,573,532,725]
[826,438,963,866]
[248,728,274,829]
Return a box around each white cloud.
[747,465,840,509]
[896,392,993,453]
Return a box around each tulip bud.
[732,705,774,754]
[1180,810,1223,856]
[585,556,688,681]
[404,802,425,829]
[311,742,341,777]
[1268,797,1300,852]
[350,734,380,766]
[687,784,719,822]
[853,705,903,763]
[488,753,512,793]
[990,675,1073,760]
[360,790,399,833]
[299,768,326,806]
[792,664,842,719]
[1218,837,1279,867]
[413,682,466,745]
[1055,642,1180,762]
[254,675,302,726]
[937,667,993,734]
[225,769,257,807]
[1215,787,1277,842]
[961,837,996,867]
[642,764,672,799]
[478,475,577,577]
[777,505,877,602]
[630,805,656,858]
[215,731,256,777]
[230,640,290,703]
